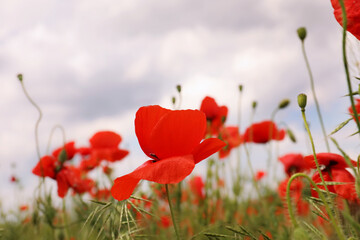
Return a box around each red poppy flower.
[279,153,310,177]
[218,126,242,159]
[348,98,360,121]
[304,153,357,169]
[52,141,77,161]
[111,105,226,201]
[200,96,228,136]
[32,155,57,179]
[242,120,286,144]
[189,176,205,200]
[278,178,304,200]
[255,170,266,181]
[331,0,360,40]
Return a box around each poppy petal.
[135,105,171,158]
[32,155,57,178]
[192,138,226,164]
[130,155,195,184]
[332,169,357,201]
[111,175,140,201]
[56,170,70,198]
[90,131,121,148]
[304,153,357,169]
[150,110,206,159]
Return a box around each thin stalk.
[301,41,330,151]
[338,0,360,135]
[46,125,67,154]
[165,184,181,240]
[286,173,346,240]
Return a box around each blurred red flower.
[242,120,285,144]
[111,105,226,201]
[189,176,205,200]
[305,153,358,201]
[348,98,360,122]
[255,171,266,181]
[200,96,228,136]
[52,141,77,161]
[278,153,310,177]
[218,126,242,159]
[331,0,360,40]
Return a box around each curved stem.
[165,184,181,240]
[286,173,346,240]
[46,124,67,154]
[337,0,360,135]
[301,41,330,151]
[20,80,43,159]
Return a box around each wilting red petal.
[111,175,140,201]
[32,155,57,178]
[304,153,357,169]
[331,0,360,40]
[332,168,358,201]
[135,105,171,158]
[192,138,226,164]
[90,131,122,148]
[150,110,206,159]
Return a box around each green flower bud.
[297,27,307,41]
[286,129,296,143]
[176,84,181,93]
[171,96,176,105]
[58,149,67,163]
[17,74,23,82]
[297,93,307,110]
[238,84,243,92]
[278,99,290,109]
[252,101,257,109]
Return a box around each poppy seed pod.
[17,73,23,82]
[297,27,307,41]
[278,99,290,109]
[297,94,307,110]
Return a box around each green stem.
[301,41,330,151]
[46,125,67,154]
[165,184,181,240]
[286,173,346,240]
[338,0,360,135]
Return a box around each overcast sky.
[1,0,359,210]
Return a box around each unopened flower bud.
[286,129,296,143]
[171,96,176,105]
[297,93,307,110]
[238,84,243,92]
[176,84,181,93]
[278,99,290,109]
[252,101,257,109]
[58,149,67,163]
[297,27,307,41]
[17,74,23,82]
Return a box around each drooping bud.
[176,84,181,93]
[297,93,307,110]
[278,99,290,109]
[297,27,307,41]
[286,129,296,143]
[17,73,23,82]
[252,101,257,109]
[238,84,243,92]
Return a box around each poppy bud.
[278,99,290,109]
[176,84,181,93]
[297,27,307,41]
[172,96,176,105]
[297,93,307,110]
[286,129,296,143]
[17,73,23,82]
[238,84,243,92]
[58,149,67,163]
[252,101,257,109]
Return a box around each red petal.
[32,155,57,178]
[304,153,357,169]
[192,138,226,164]
[200,96,220,120]
[130,155,195,183]
[311,171,335,199]
[332,169,357,201]
[90,131,121,148]
[150,110,206,159]
[52,141,77,160]
[135,105,171,158]
[56,170,70,198]
[331,0,360,40]
[111,175,141,201]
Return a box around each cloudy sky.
[1,0,359,210]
